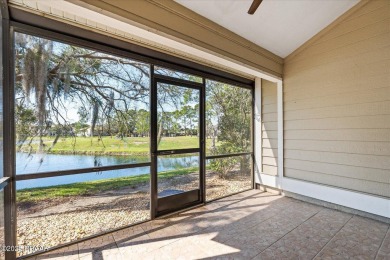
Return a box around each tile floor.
[29,190,389,259]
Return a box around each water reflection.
[16,152,150,175]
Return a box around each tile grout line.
[310,214,355,260]
[85,231,130,259]
[111,233,119,249]
[77,243,80,260]
[155,225,189,250]
[250,206,325,260]
[374,223,390,260]
[77,242,80,260]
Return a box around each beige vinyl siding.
[261,79,278,176]
[283,0,390,198]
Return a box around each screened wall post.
[150,65,157,219]
[2,0,16,259]
[251,87,255,189]
[200,78,206,203]
[254,77,262,186]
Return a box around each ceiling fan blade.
[248,0,263,15]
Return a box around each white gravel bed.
[17,172,251,256]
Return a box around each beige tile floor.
[29,190,389,260]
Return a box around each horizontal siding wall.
[262,79,278,176]
[283,0,390,198]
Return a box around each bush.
[210,156,239,179]
[209,144,241,179]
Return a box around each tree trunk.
[90,102,99,137]
[157,119,163,146]
[211,127,217,152]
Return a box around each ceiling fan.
[248,0,263,15]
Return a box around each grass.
[17,167,198,203]
[18,136,210,155]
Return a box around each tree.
[15,105,36,150]
[180,105,191,136]
[135,109,150,137]
[171,110,181,136]
[73,121,89,137]
[15,32,150,153]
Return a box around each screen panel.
[16,167,150,256]
[14,32,151,175]
[206,154,252,201]
[206,79,252,156]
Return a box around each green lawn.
[17,167,198,203]
[18,136,211,155]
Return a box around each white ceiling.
[175,0,359,58]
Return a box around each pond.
[16,153,200,190]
